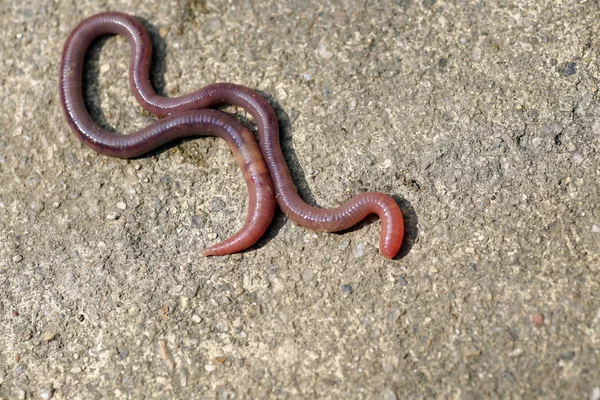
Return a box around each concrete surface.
[0,0,599,398]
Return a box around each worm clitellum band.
[59,12,405,258]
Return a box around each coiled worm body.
[59,12,404,258]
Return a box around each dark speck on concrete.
[564,62,577,76]
[558,351,576,361]
[341,284,353,295]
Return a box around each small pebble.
[118,349,129,360]
[463,345,482,358]
[348,98,357,111]
[592,225,600,233]
[530,313,544,327]
[13,255,23,263]
[43,332,56,342]
[572,153,583,165]
[339,238,351,250]
[509,348,524,357]
[353,243,365,258]
[99,63,110,74]
[591,387,600,400]
[204,363,216,372]
[318,42,333,59]
[192,315,202,324]
[380,159,393,169]
[341,284,353,295]
[116,201,127,210]
[564,62,577,77]
[217,295,232,305]
[180,296,189,311]
[158,26,170,38]
[40,388,54,400]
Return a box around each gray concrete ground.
[0,0,599,398]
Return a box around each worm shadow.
[80,16,418,258]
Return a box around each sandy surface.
[1,0,599,398]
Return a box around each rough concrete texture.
[0,0,599,398]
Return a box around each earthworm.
[59,12,405,258]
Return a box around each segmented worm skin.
[59,12,405,258]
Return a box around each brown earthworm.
[59,12,405,258]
